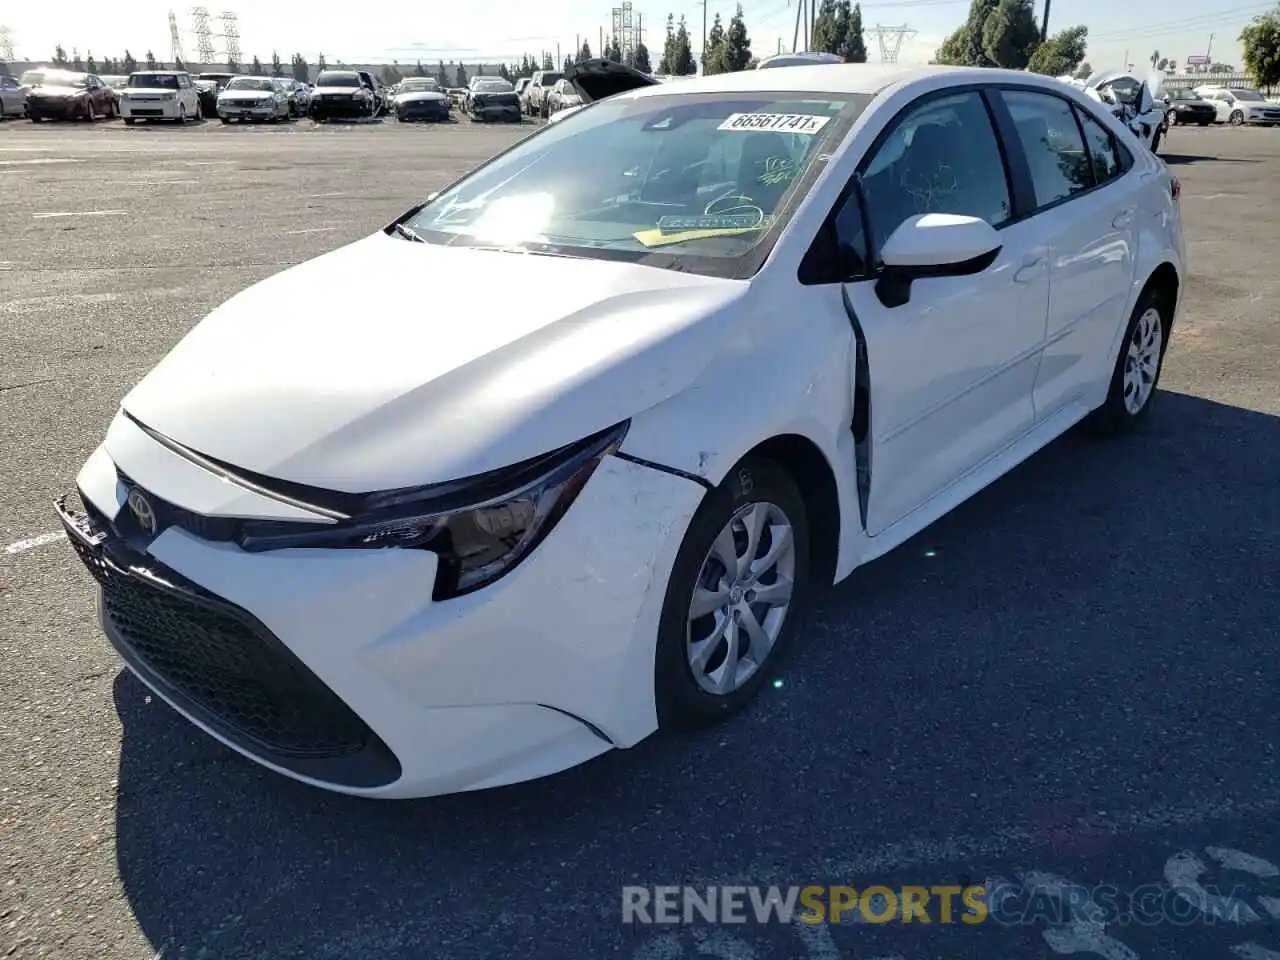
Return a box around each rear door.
[995,87,1140,417]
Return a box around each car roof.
[618,64,1067,99]
[131,70,185,75]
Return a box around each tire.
[1230,110,1244,126]
[1088,286,1172,436]
[124,117,135,125]
[1166,110,1177,126]
[178,103,186,123]
[220,117,231,124]
[1198,121,1211,127]
[85,100,96,122]
[195,100,203,121]
[654,456,811,731]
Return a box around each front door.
[838,88,1051,536]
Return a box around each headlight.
[237,421,629,599]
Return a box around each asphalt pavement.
[0,117,1277,960]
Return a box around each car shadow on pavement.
[1161,153,1261,165]
[110,390,1280,958]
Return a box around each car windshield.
[1232,89,1266,101]
[402,91,868,279]
[401,79,438,91]
[473,80,513,92]
[129,73,180,88]
[1104,76,1142,105]
[540,72,563,85]
[19,70,46,86]
[226,77,274,91]
[38,70,88,88]
[317,73,359,87]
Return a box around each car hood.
[120,232,746,492]
[312,85,363,95]
[219,89,274,99]
[397,90,448,102]
[31,85,84,97]
[566,57,658,103]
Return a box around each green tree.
[123,50,137,73]
[53,45,68,65]
[291,54,308,82]
[381,64,402,85]
[227,55,238,71]
[498,63,511,81]
[72,49,84,70]
[1209,62,1236,73]
[674,15,697,73]
[563,54,574,73]
[839,1,868,62]
[251,55,263,74]
[934,0,999,65]
[317,53,327,71]
[174,56,185,70]
[634,41,653,72]
[455,62,468,85]
[577,40,592,63]
[1074,60,1092,78]
[607,37,623,61]
[702,13,726,73]
[722,5,752,71]
[660,13,677,73]
[1026,24,1088,75]
[86,52,97,73]
[811,0,840,53]
[437,60,449,85]
[145,50,158,70]
[542,52,554,70]
[980,0,1040,69]
[1150,49,1161,69]
[271,51,283,76]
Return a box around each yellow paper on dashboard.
[633,213,771,248]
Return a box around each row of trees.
[933,0,1089,75]
[1240,4,1280,90]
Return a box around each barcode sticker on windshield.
[717,112,832,134]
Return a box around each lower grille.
[57,493,401,788]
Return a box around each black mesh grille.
[57,495,399,785]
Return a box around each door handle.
[1013,256,1046,283]
[1112,208,1135,228]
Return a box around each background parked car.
[524,69,562,118]
[100,75,129,92]
[547,78,583,115]
[393,76,452,122]
[467,76,521,122]
[356,71,386,116]
[514,77,531,99]
[1165,89,1216,126]
[447,87,469,110]
[216,75,291,123]
[276,78,309,117]
[0,75,28,118]
[1193,85,1280,125]
[119,70,201,124]
[194,72,234,117]
[26,70,117,121]
[309,69,377,121]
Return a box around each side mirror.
[875,213,1002,308]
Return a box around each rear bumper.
[121,100,180,119]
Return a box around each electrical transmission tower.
[168,10,187,64]
[611,1,636,58]
[219,11,241,64]
[0,24,14,62]
[871,24,916,63]
[191,7,216,64]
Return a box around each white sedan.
[58,64,1185,798]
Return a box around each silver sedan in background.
[216,75,292,123]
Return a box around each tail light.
[1170,176,1181,201]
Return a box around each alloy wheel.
[686,501,796,696]
[1123,307,1163,415]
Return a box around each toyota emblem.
[126,487,158,536]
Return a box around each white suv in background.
[1193,85,1280,125]
[119,71,202,124]
[523,69,562,118]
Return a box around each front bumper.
[218,101,279,120]
[397,100,451,120]
[64,426,705,798]
[470,101,521,121]
[121,99,180,119]
[310,97,372,118]
[28,98,86,119]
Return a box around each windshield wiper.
[392,222,425,242]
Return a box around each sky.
[0,0,1268,74]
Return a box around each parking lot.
[1,117,1278,960]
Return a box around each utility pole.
[599,25,604,56]
[1206,32,1215,63]
[1040,0,1050,44]
[702,0,708,70]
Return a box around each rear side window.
[1073,106,1124,184]
[1001,90,1093,210]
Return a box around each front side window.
[1001,89,1093,210]
[1074,106,1125,184]
[859,90,1011,262]
[401,91,869,279]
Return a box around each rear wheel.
[85,100,97,122]
[1166,109,1177,126]
[655,457,810,731]
[1088,287,1171,435]
[1230,109,1245,125]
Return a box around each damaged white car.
[58,64,1184,799]
[1058,68,1167,153]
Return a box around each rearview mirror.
[875,213,1002,308]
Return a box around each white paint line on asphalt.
[1193,193,1248,201]
[4,531,67,555]
[123,179,200,185]
[0,157,83,166]
[308,192,347,198]
[32,210,128,219]
[286,226,339,235]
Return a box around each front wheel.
[1230,110,1245,125]
[1088,288,1171,435]
[1166,109,1177,126]
[123,117,135,125]
[654,456,811,731]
